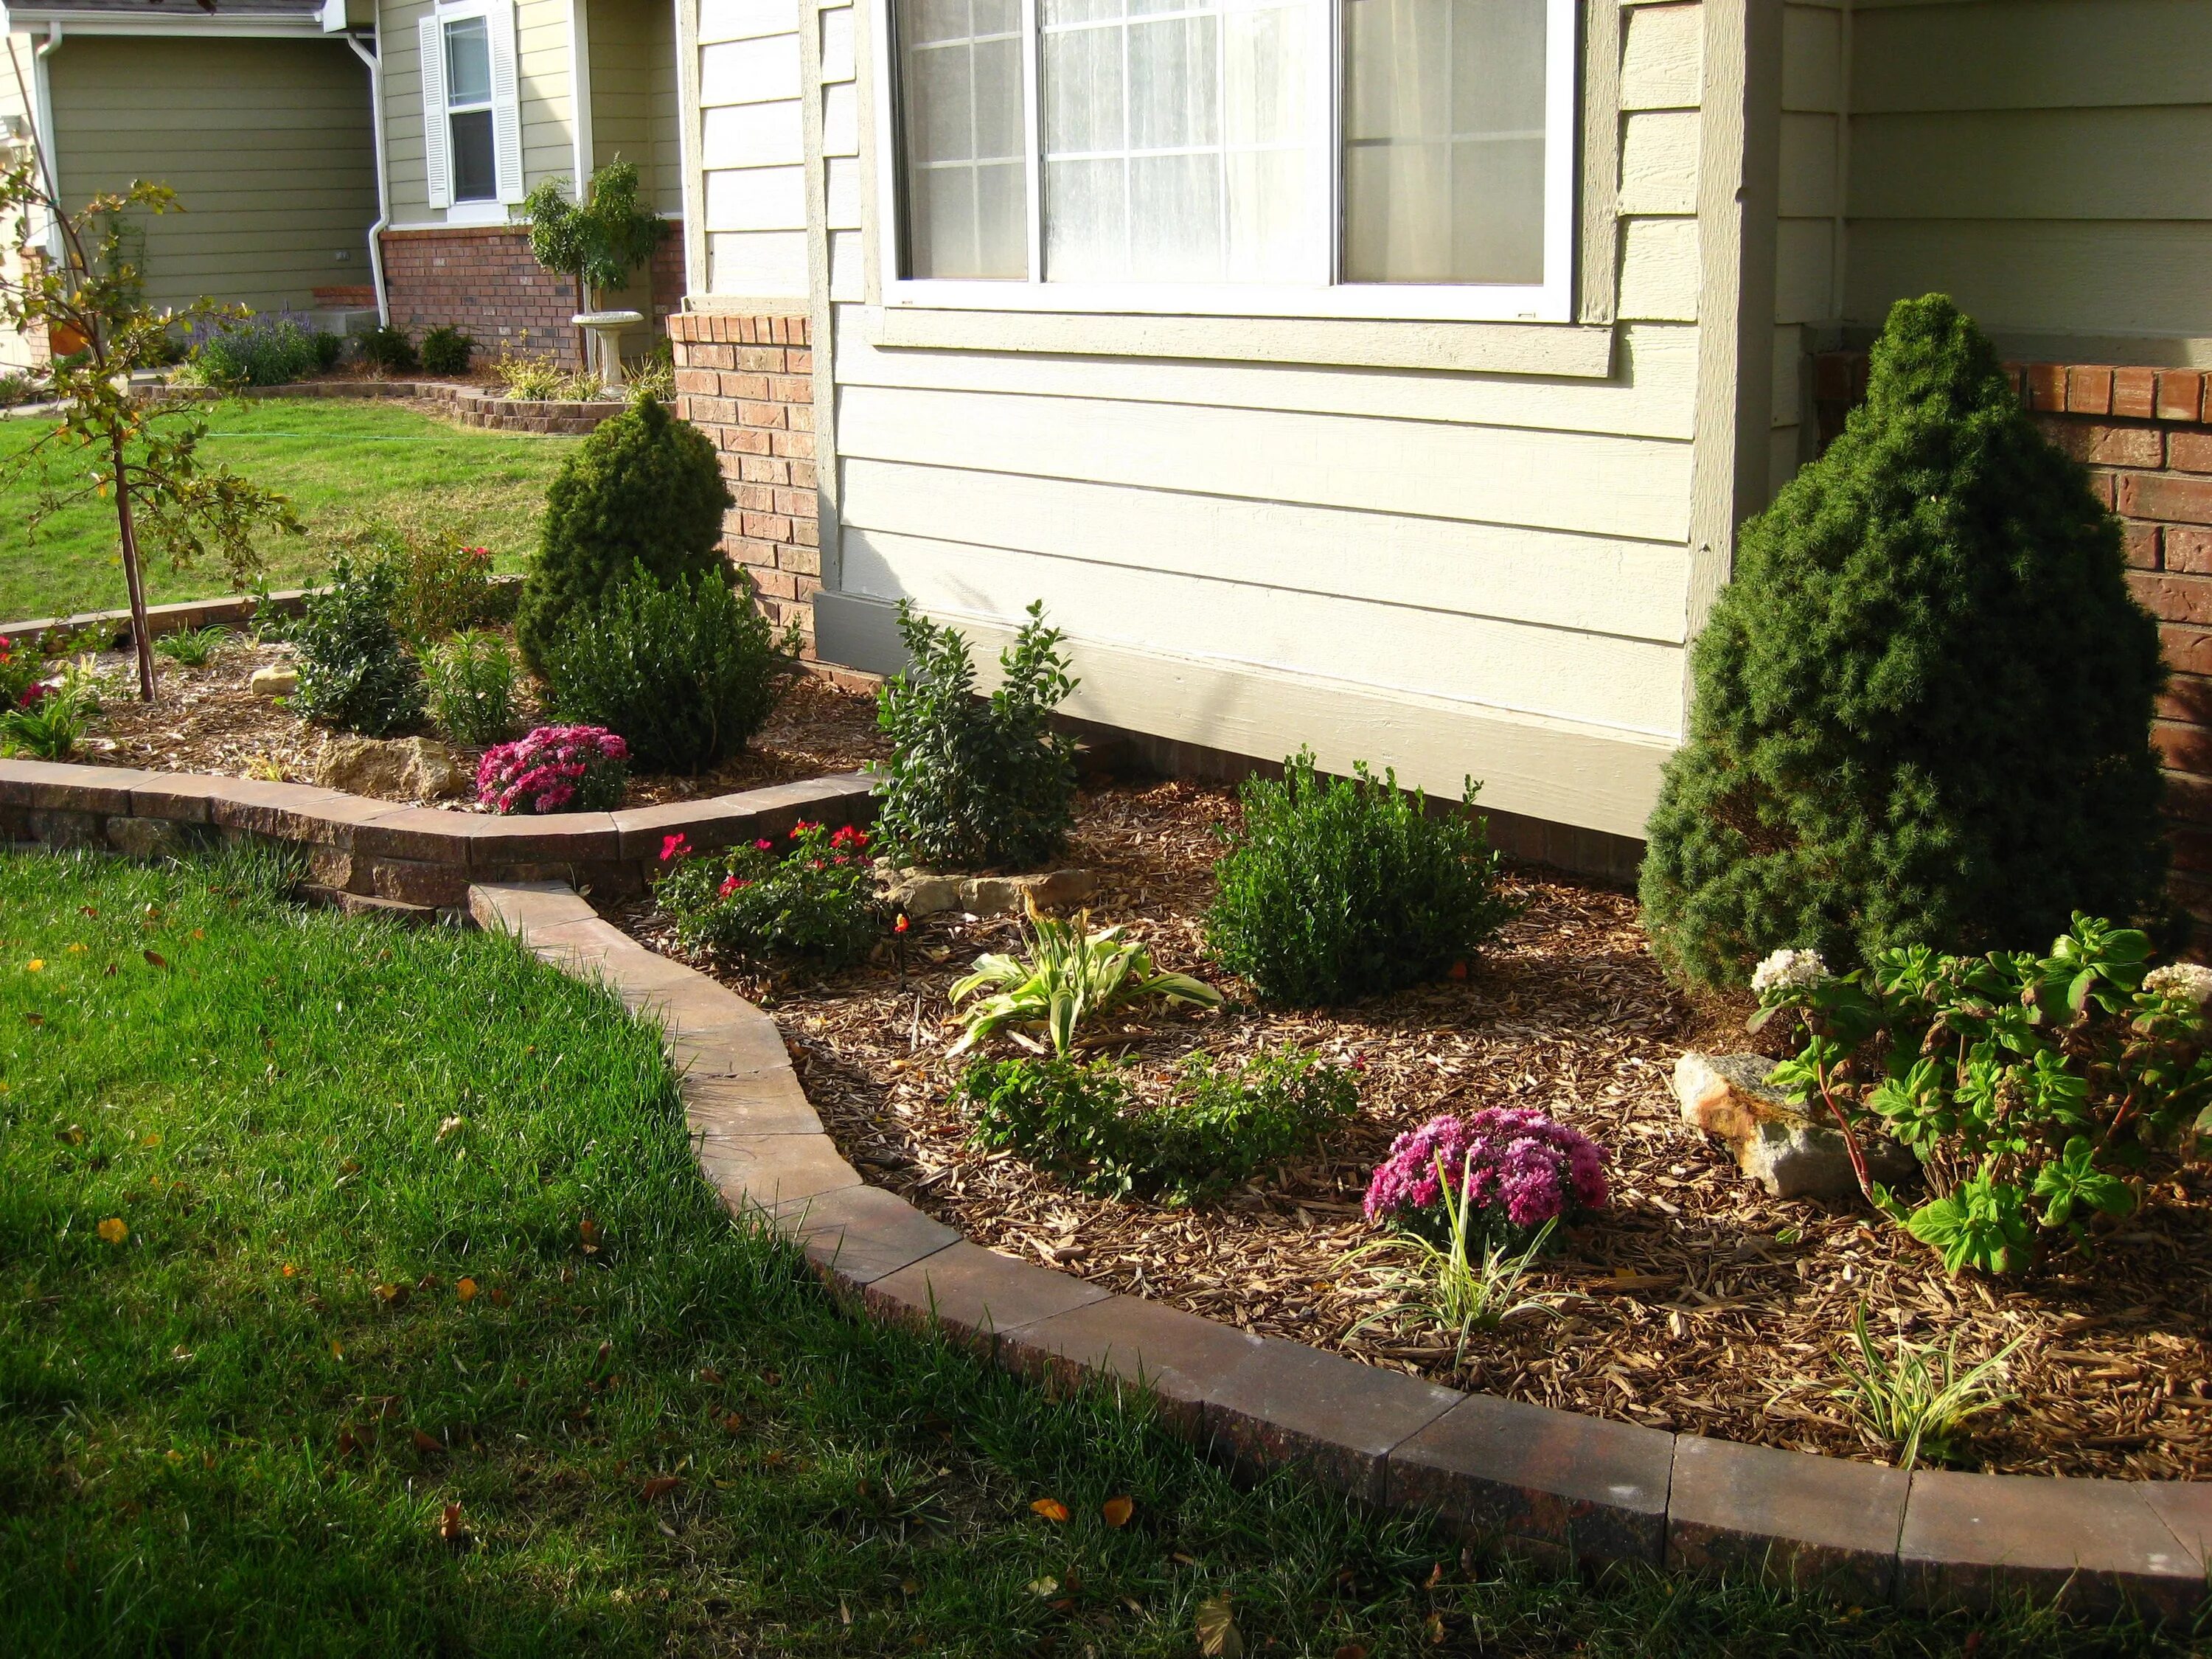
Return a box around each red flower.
[661,832,691,863]
[894,914,910,934]
[830,824,869,850]
[718,874,749,898]
[754,838,775,852]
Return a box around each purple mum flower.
[1362,1107,1609,1232]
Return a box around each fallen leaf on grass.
[720,1411,745,1433]
[699,1366,723,1384]
[1195,1593,1242,1658]
[1333,1646,1368,1659]
[1027,1576,1058,1597]
[97,1217,128,1245]
[374,1282,410,1307]
[456,1277,478,1303]
[490,1286,511,1307]
[579,1217,601,1254]
[640,1476,681,1503]
[1102,1495,1134,1527]
[142,951,167,970]
[436,1116,465,1143]
[439,1502,468,1545]
[1030,1498,1070,1522]
[412,1430,442,1454]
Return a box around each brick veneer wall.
[380,223,688,369]
[1813,354,2212,928]
[667,310,823,653]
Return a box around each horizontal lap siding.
[1767,0,1843,496]
[384,0,574,223]
[1845,0,2212,353]
[697,0,807,299]
[49,36,377,316]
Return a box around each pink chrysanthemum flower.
[1362,1107,1608,1232]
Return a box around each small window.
[445,15,496,203]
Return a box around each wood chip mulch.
[610,696,2212,1479]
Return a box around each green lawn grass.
[0,400,578,624]
[0,848,2192,1657]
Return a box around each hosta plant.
[1751,918,2212,1274]
[948,909,1221,1057]
[1363,1107,1609,1252]
[476,724,628,815]
[655,821,885,970]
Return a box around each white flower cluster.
[1750,947,1829,996]
[2143,962,2212,1006]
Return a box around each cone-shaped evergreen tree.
[1640,295,2167,990]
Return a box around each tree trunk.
[109,431,156,703]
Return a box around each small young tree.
[1640,294,2168,990]
[521,160,666,369]
[0,145,296,700]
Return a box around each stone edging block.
[456,876,2212,1618]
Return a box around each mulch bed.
[69,639,884,807]
[605,691,2212,1481]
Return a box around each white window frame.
[871,0,1576,322]
[422,0,525,223]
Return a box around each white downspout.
[30,22,60,258]
[347,29,390,326]
[568,0,593,191]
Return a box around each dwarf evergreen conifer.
[1640,295,2167,990]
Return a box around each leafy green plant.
[1351,1186,1561,1368]
[0,367,41,406]
[521,159,667,361]
[357,324,418,373]
[153,625,229,667]
[311,330,344,372]
[957,1046,1356,1203]
[656,821,885,970]
[1751,918,2212,1274]
[626,343,675,402]
[179,313,324,388]
[869,599,1078,871]
[347,524,502,642]
[1641,296,2167,991]
[423,629,516,745]
[541,566,796,773]
[949,909,1221,1057]
[0,678,89,757]
[1832,1305,2017,1470]
[289,554,425,737]
[1205,749,1517,1007]
[419,325,474,377]
[512,395,732,672]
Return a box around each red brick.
[2166,824,2212,875]
[2158,673,2212,726]
[2160,624,2212,676]
[737,346,785,372]
[2154,720,2212,775]
[2036,418,2163,469]
[2130,572,2212,625]
[2025,363,2066,411]
[2166,528,2212,574]
[2066,365,2114,414]
[786,348,814,375]
[772,429,815,459]
[2085,469,2118,509]
[2121,472,2212,525]
[768,375,812,403]
[742,512,794,542]
[2112,366,2159,420]
[772,487,815,518]
[2159,370,2205,423]
[2171,431,2212,473]
[2123,523,2160,568]
[737,400,786,428]
[718,372,773,401]
[734,483,776,512]
[779,543,821,577]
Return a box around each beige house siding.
[0,33,39,369]
[690,0,808,301]
[773,0,1732,840]
[41,35,376,316]
[383,0,575,223]
[1843,0,2212,363]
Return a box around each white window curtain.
[420,2,526,215]
[898,0,1029,278]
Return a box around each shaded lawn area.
[0,400,577,623]
[0,849,2193,1658]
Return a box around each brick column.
[667,310,821,653]
[1812,354,2212,928]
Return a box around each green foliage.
[655,820,885,969]
[423,629,516,746]
[1204,750,1517,1007]
[349,523,505,642]
[541,565,796,773]
[1641,296,2168,990]
[512,395,731,672]
[419,324,474,377]
[1350,1200,1559,1370]
[310,330,344,372]
[493,348,599,401]
[0,681,88,757]
[357,323,418,372]
[1753,917,2212,1274]
[949,909,1222,1057]
[869,599,1079,871]
[289,554,425,737]
[957,1046,1357,1203]
[152,624,229,667]
[0,368,40,407]
[181,314,322,388]
[521,160,667,296]
[1832,1305,2018,1470]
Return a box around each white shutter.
[489,0,524,204]
[419,15,451,210]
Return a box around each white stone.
[248,665,298,698]
[1672,1050,1915,1201]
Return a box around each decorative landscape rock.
[1673,1051,1914,1200]
[248,664,297,698]
[880,865,1096,919]
[313,734,466,802]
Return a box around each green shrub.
[1205,750,1516,1007]
[869,599,1078,870]
[184,315,320,387]
[958,1046,1357,1204]
[0,680,91,759]
[0,368,40,406]
[424,629,516,745]
[1752,920,2212,1276]
[290,555,425,737]
[312,330,344,372]
[357,324,418,373]
[419,324,474,377]
[1641,296,2168,991]
[512,395,731,672]
[655,820,884,968]
[541,566,794,773]
[354,525,503,641]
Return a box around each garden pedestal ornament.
[572,310,644,393]
[1672,1051,1914,1200]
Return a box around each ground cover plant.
[1206,749,1516,1006]
[870,599,1079,871]
[2,850,2159,1656]
[0,400,574,622]
[181,314,340,389]
[1641,295,2168,990]
[656,819,883,968]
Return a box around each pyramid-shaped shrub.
[1640,294,2167,990]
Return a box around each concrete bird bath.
[573,309,644,393]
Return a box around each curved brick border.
[0,575,524,655]
[2,757,2205,1617]
[453,880,2210,1621]
[151,377,625,435]
[0,758,873,919]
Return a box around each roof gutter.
[6,13,324,34]
[345,28,389,327]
